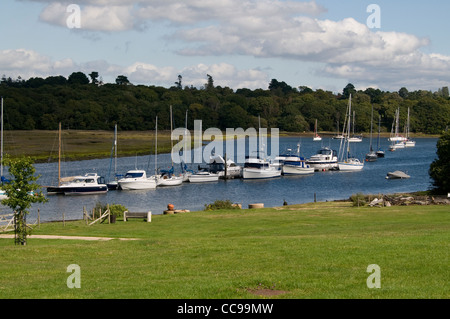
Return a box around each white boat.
[338,94,364,171]
[118,170,157,190]
[389,141,405,151]
[188,171,219,183]
[348,136,363,143]
[47,173,108,195]
[209,154,242,179]
[305,147,338,171]
[157,173,183,186]
[386,171,410,179]
[282,157,314,175]
[403,107,416,147]
[313,119,322,141]
[155,110,183,187]
[46,123,109,195]
[243,156,281,179]
[281,144,314,175]
[388,108,407,142]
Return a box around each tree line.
[0,73,449,134]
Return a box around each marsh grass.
[0,202,448,299]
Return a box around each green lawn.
[0,202,448,299]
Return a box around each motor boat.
[305,147,338,171]
[243,151,282,179]
[47,173,108,195]
[282,156,314,175]
[242,155,281,179]
[118,170,157,190]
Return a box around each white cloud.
[0,49,268,89]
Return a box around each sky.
[1,0,450,94]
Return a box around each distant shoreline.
[2,129,439,163]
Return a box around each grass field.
[0,202,448,299]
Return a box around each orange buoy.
[168,204,174,211]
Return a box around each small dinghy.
[386,171,410,179]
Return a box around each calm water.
[1,136,438,222]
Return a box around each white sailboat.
[404,107,416,147]
[338,95,364,171]
[107,124,121,190]
[157,106,183,186]
[389,108,407,142]
[313,119,322,141]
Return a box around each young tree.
[429,130,450,194]
[1,156,48,245]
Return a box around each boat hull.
[188,174,219,183]
[282,165,315,175]
[118,180,157,190]
[242,168,281,179]
[157,176,183,186]
[338,160,364,171]
[47,186,108,195]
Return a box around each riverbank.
[2,129,440,163]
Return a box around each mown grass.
[0,202,448,299]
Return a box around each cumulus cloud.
[15,1,450,90]
[0,49,268,89]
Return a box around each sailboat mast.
[369,105,374,151]
[58,122,61,187]
[170,105,173,167]
[1,97,3,178]
[114,124,117,177]
[155,116,158,176]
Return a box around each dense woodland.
[0,72,449,134]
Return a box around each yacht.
[118,170,157,190]
[281,144,314,175]
[305,147,338,171]
[242,154,281,179]
[47,173,108,195]
[337,94,364,171]
[156,168,183,186]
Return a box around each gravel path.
[0,234,138,241]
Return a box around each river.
[0,136,438,222]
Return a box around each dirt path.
[0,234,139,241]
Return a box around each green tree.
[1,156,48,245]
[116,75,130,85]
[429,130,450,194]
[89,71,99,85]
[68,72,89,85]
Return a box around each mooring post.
[314,193,317,203]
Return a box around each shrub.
[204,199,240,211]
[350,193,367,207]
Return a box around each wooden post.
[314,193,317,203]
[37,209,40,229]
[107,204,110,224]
[63,213,65,227]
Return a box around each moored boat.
[47,173,108,195]
[305,147,338,171]
[118,170,157,190]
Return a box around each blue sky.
[1,0,450,93]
